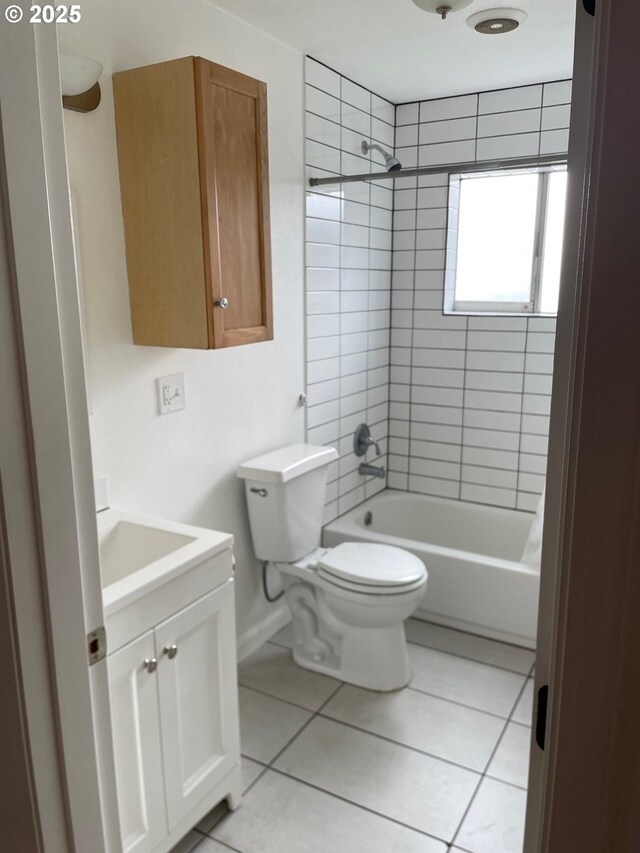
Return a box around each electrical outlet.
[157,373,186,415]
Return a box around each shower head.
[361,140,402,172]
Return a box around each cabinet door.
[114,57,209,349]
[108,631,167,853]
[155,580,240,828]
[195,58,273,348]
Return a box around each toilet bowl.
[278,542,426,690]
[237,444,428,691]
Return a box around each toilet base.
[292,622,411,692]
[278,560,424,693]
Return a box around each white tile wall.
[306,57,394,522]
[306,67,571,516]
[389,80,571,511]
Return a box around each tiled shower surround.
[305,56,571,517]
[305,57,395,523]
[389,80,571,512]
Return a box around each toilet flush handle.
[250,487,268,497]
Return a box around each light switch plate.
[157,373,186,415]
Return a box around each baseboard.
[236,605,291,662]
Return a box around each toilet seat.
[316,542,427,595]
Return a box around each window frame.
[445,164,567,316]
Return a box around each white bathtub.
[323,490,539,649]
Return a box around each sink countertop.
[98,508,233,617]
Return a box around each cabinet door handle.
[215,297,229,310]
[163,644,178,659]
[143,657,158,673]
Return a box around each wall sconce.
[60,53,103,113]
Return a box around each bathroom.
[4,1,637,853]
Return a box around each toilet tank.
[237,444,339,563]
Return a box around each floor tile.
[238,686,312,764]
[323,683,504,771]
[406,619,535,675]
[274,716,478,841]
[213,769,447,853]
[238,643,340,710]
[269,621,295,649]
[512,678,534,726]
[241,757,266,792]
[408,645,526,717]
[193,838,241,852]
[455,777,527,853]
[487,723,531,788]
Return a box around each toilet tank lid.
[237,444,339,484]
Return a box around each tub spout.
[358,462,386,479]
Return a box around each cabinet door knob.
[143,657,157,673]
[164,644,178,659]
[215,297,229,310]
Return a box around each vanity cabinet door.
[108,631,167,853]
[155,580,240,829]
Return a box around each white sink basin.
[100,522,196,587]
[98,509,233,615]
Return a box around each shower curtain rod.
[308,153,567,188]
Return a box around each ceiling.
[209,0,576,103]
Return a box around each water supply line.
[262,561,285,602]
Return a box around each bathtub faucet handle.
[354,423,382,458]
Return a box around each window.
[446,167,568,315]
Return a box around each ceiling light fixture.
[411,0,473,20]
[466,7,528,34]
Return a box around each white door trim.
[524,0,595,846]
[0,21,120,852]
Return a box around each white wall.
[60,0,304,650]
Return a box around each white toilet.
[238,444,427,691]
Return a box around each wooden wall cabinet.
[113,57,273,349]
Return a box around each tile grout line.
[237,680,325,714]
[267,763,452,849]
[239,663,532,781]
[404,636,534,676]
[238,646,529,725]
[193,831,244,853]
[448,668,534,849]
[234,646,534,851]
[404,683,524,720]
[202,682,345,845]
[312,711,486,777]
[266,679,346,768]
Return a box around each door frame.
[0,21,120,853]
[527,0,640,851]
[3,3,640,852]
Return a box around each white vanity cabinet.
[100,512,241,853]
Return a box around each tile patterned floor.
[176,618,535,853]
